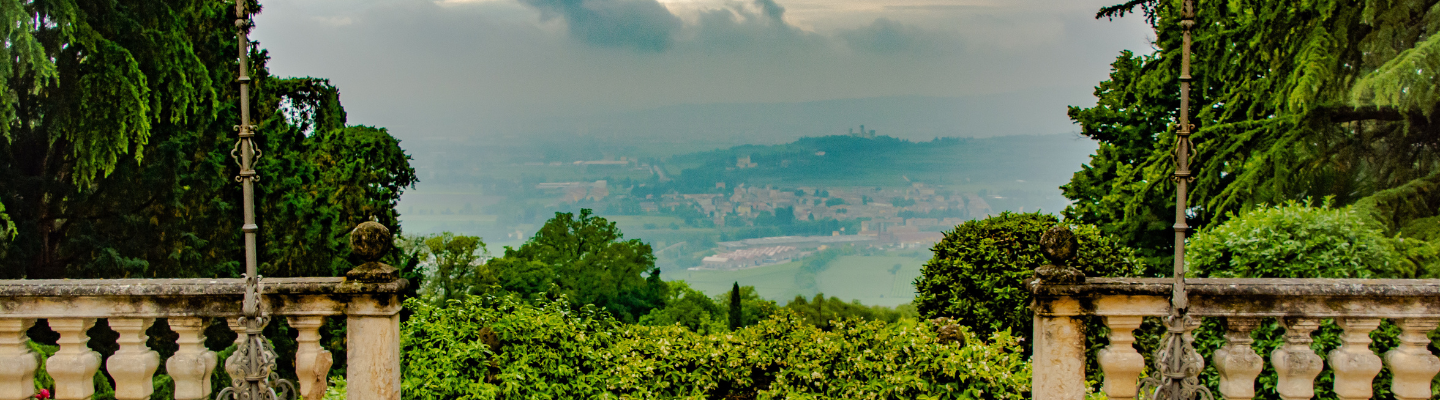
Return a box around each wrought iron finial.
[219,2,297,400]
[1138,0,1212,398]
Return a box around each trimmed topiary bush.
[913,212,1144,343]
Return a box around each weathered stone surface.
[0,278,406,319]
[1213,318,1263,400]
[167,318,215,400]
[290,316,333,400]
[47,319,100,400]
[0,319,36,400]
[1097,316,1144,400]
[348,312,401,400]
[1040,225,1078,265]
[1031,225,1085,284]
[349,221,391,262]
[1032,314,1085,400]
[346,262,399,283]
[1330,318,1382,400]
[107,318,160,400]
[1032,278,1440,318]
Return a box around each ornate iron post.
[218,2,296,400]
[1138,0,1212,398]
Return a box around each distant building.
[699,246,801,270]
[736,155,757,169]
[848,125,877,139]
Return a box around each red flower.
[36,388,49,399]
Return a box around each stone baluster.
[166,318,217,400]
[107,319,161,400]
[1271,317,1323,400]
[1329,318,1383,400]
[227,318,246,346]
[1213,317,1263,400]
[289,316,334,400]
[0,319,37,400]
[1097,316,1144,400]
[1384,318,1440,400]
[46,319,100,400]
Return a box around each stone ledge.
[1033,277,1440,297]
[0,277,407,297]
[1031,278,1440,318]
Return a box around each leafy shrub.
[914,212,1144,342]
[782,294,916,329]
[1185,201,1419,399]
[638,280,727,334]
[1188,201,1400,278]
[401,295,1030,400]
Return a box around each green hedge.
[401,295,1030,400]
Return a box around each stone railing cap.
[1032,277,1440,297]
[0,277,407,297]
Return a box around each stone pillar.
[347,295,402,400]
[46,319,100,400]
[289,316,333,400]
[1097,316,1144,400]
[1271,317,1323,400]
[0,319,37,400]
[166,318,217,400]
[1329,318,1382,400]
[1212,317,1263,400]
[1032,313,1084,400]
[1385,318,1440,400]
[107,319,160,400]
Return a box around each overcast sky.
[252,0,1154,142]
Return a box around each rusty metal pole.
[1140,0,1211,398]
[220,2,295,400]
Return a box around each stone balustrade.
[0,277,405,400]
[1031,277,1440,400]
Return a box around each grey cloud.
[519,0,682,52]
[839,18,940,54]
[754,0,785,23]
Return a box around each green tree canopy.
[0,0,415,279]
[1067,0,1440,268]
[488,209,667,323]
[914,212,1143,342]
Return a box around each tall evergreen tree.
[1069,0,1440,269]
[0,0,415,279]
[728,281,741,331]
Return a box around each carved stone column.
[1271,317,1323,400]
[166,318,217,400]
[1097,316,1144,400]
[1384,318,1440,400]
[0,319,37,400]
[46,319,100,400]
[107,319,161,400]
[289,316,333,400]
[1329,318,1382,400]
[1213,317,1263,400]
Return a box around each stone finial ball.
[1040,225,1078,265]
[349,221,391,261]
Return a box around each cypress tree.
[728,281,741,330]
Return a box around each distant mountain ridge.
[494,89,1091,148]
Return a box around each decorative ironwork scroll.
[1138,0,1212,398]
[218,2,297,400]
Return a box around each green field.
[676,254,928,307]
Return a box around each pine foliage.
[1070,0,1440,266]
[0,0,416,279]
